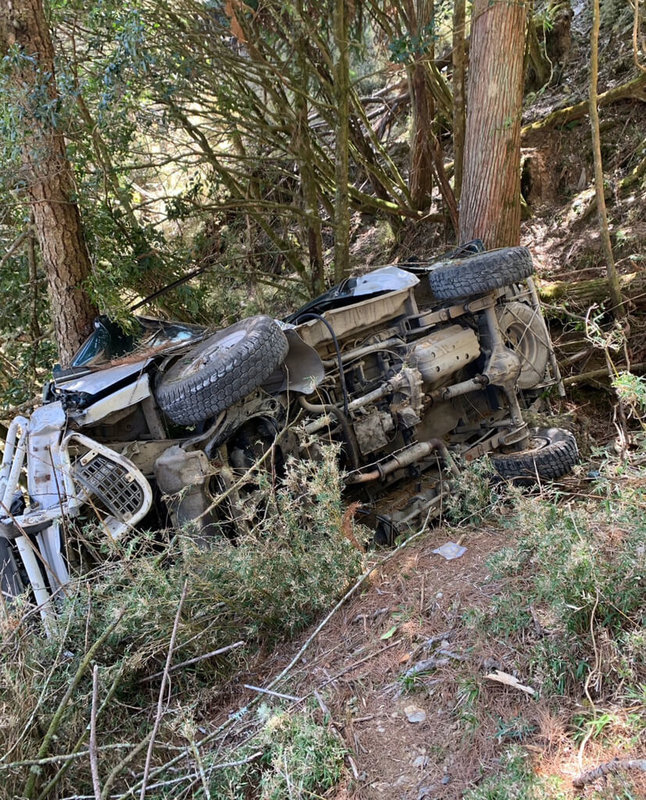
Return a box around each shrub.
[0,448,364,800]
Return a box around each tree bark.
[407,0,435,211]
[452,0,467,203]
[590,0,625,317]
[333,0,351,281]
[459,0,528,248]
[0,0,98,366]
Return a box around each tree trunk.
[459,0,528,248]
[525,11,552,91]
[295,24,325,296]
[452,0,466,203]
[333,0,351,282]
[407,0,435,211]
[590,0,625,317]
[0,0,98,366]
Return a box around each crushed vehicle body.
[0,243,578,620]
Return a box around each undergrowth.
[463,746,568,799]
[447,448,644,797]
[209,704,346,799]
[477,468,646,699]
[0,449,363,800]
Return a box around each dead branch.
[573,758,646,788]
[139,581,187,800]
[563,362,646,387]
[538,272,646,311]
[22,613,124,800]
[89,666,101,800]
[138,640,246,683]
[403,656,450,677]
[521,73,646,141]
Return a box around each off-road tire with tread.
[429,246,535,300]
[156,316,289,425]
[491,427,578,483]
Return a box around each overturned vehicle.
[0,244,578,618]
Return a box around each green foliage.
[211,705,345,799]
[388,23,437,63]
[612,371,646,425]
[0,450,364,800]
[471,476,646,697]
[443,456,500,526]
[463,746,568,800]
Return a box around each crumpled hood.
[54,359,151,397]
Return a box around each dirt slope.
[208,515,644,798]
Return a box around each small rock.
[404,704,427,723]
[441,774,451,785]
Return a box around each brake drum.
[496,301,550,389]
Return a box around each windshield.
[69,316,206,369]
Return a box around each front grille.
[74,453,145,521]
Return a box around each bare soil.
[206,517,644,798]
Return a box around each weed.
[494,715,537,743]
[211,705,346,799]
[444,456,501,526]
[612,371,646,425]
[463,745,569,799]
[474,483,646,697]
[454,675,482,737]
[570,709,620,745]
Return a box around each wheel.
[429,247,534,300]
[491,427,578,483]
[496,301,550,389]
[156,316,289,425]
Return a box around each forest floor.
[204,458,646,799]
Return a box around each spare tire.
[491,427,578,483]
[156,316,289,425]
[429,247,534,300]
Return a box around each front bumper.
[1,409,152,621]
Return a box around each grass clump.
[463,746,568,799]
[478,478,646,697]
[0,448,364,800]
[211,705,346,799]
[443,456,500,526]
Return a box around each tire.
[156,316,289,425]
[491,427,579,483]
[429,247,535,300]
